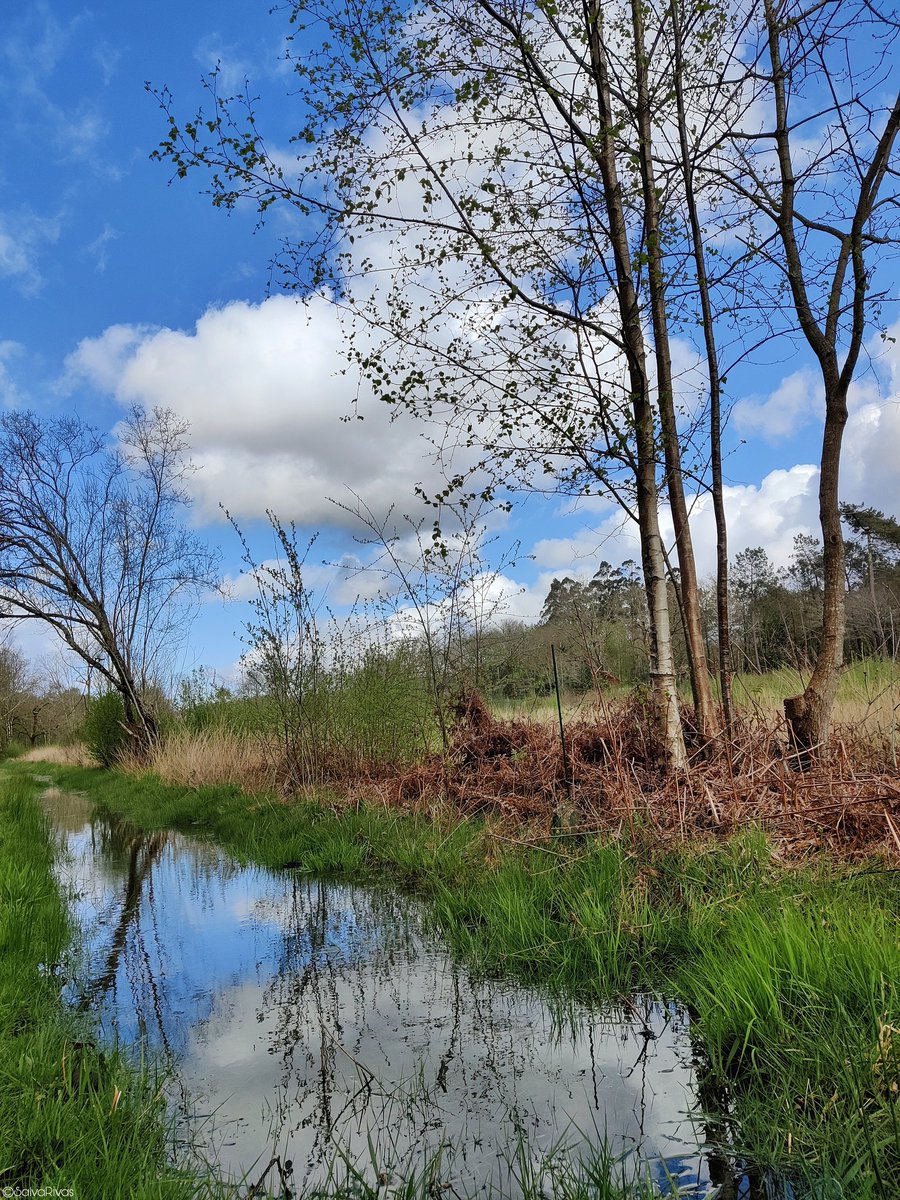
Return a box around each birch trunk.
[630,0,717,746]
[586,0,688,769]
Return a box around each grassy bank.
[0,772,222,1198]
[8,760,899,1199]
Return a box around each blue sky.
[3,0,898,685]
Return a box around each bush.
[84,691,127,767]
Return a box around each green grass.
[0,773,231,1198]
[731,657,899,716]
[5,761,900,1197]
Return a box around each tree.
[151,0,747,767]
[841,503,900,654]
[725,0,900,755]
[0,406,218,751]
[0,643,35,749]
[732,547,779,673]
[539,561,646,688]
[152,0,899,764]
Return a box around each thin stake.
[551,644,573,817]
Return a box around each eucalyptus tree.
[0,406,219,751]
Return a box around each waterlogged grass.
[6,761,900,1197]
[0,774,221,1198]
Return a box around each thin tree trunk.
[630,0,717,748]
[585,0,687,769]
[671,0,734,739]
[784,377,847,760]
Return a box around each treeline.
[0,646,85,754]
[477,510,900,700]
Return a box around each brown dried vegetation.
[371,690,900,861]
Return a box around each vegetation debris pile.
[377,691,900,860]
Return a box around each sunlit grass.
[0,774,229,1198]
[6,756,900,1196]
[730,657,900,745]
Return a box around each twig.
[882,807,900,856]
[320,1022,378,1084]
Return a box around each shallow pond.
[43,788,768,1198]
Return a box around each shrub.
[84,691,127,767]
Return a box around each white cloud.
[842,397,900,515]
[83,224,120,273]
[66,296,481,527]
[836,322,900,515]
[732,367,823,443]
[0,210,62,295]
[193,34,253,92]
[531,463,822,585]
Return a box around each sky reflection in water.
[44,788,739,1197]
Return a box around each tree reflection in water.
[45,792,787,1198]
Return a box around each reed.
[121,725,274,791]
[18,742,93,766]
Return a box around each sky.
[2,0,899,687]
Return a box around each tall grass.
[731,657,900,752]
[0,773,222,1198]
[175,650,438,789]
[121,726,274,791]
[19,742,94,766]
[496,658,900,760]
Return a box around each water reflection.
[44,791,771,1197]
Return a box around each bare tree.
[0,643,36,749]
[0,406,219,751]
[724,0,900,756]
[332,492,520,749]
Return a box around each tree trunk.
[585,0,687,770]
[630,0,717,748]
[784,379,847,760]
[671,0,734,739]
[119,679,159,757]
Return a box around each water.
[43,788,764,1197]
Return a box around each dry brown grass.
[18,743,93,767]
[121,728,274,792]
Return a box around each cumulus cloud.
[532,463,822,586]
[66,296,480,526]
[842,397,900,515]
[836,322,900,514]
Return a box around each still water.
[43,788,755,1197]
